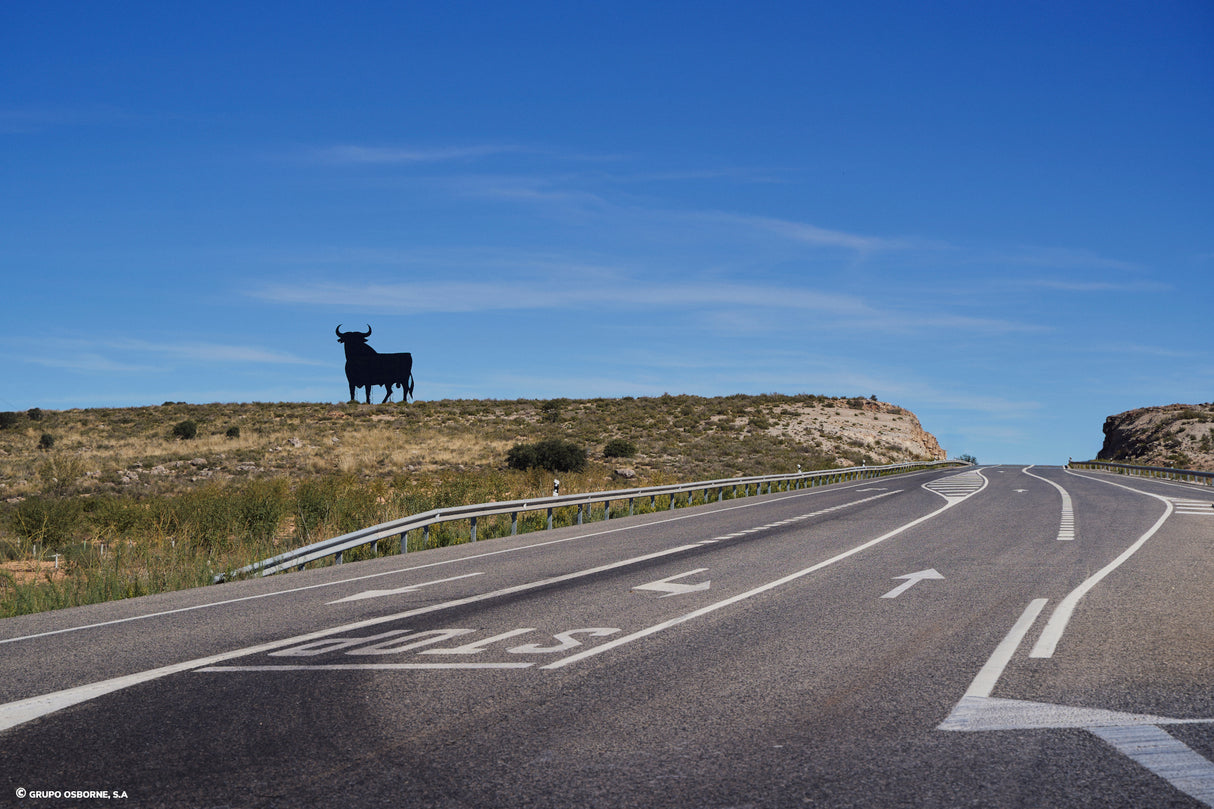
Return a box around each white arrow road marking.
[940,697,1214,806]
[940,599,1214,807]
[633,568,711,598]
[880,568,944,599]
[327,572,484,604]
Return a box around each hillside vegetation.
[0,394,944,617]
[1096,402,1214,471]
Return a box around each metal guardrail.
[214,459,963,582]
[1068,460,1214,486]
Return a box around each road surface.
[1,465,1211,807]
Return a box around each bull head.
[335,324,372,343]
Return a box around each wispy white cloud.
[252,274,1047,337]
[106,339,326,366]
[312,144,521,165]
[0,104,133,134]
[13,337,324,372]
[718,213,925,252]
[988,246,1144,273]
[1018,278,1171,293]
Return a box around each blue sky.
[2,2,1211,465]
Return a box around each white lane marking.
[508,628,620,654]
[200,663,535,671]
[1022,466,1076,540]
[941,592,1214,805]
[1089,725,1214,806]
[942,696,1214,732]
[0,541,709,732]
[1168,497,1214,516]
[879,568,944,599]
[0,471,932,647]
[922,471,988,503]
[962,599,1049,700]
[632,569,711,598]
[544,479,985,671]
[327,572,484,604]
[1031,474,1174,659]
[419,628,536,655]
[0,487,918,729]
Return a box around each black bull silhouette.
[335,325,415,403]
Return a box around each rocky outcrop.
[763,398,947,464]
[1097,403,1214,471]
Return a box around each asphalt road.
[1,466,1212,808]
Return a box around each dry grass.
[0,394,944,617]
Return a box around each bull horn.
[336,324,344,337]
[361,324,372,337]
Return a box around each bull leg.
[349,380,357,403]
[365,384,373,404]
[381,384,393,404]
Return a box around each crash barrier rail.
[1068,460,1214,487]
[215,459,966,582]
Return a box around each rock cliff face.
[763,398,946,465]
[1097,403,1214,471]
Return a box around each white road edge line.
[1030,471,1174,658]
[0,471,939,647]
[0,542,707,733]
[0,488,908,732]
[543,478,985,670]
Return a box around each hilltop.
[1,394,944,501]
[1096,403,1214,471]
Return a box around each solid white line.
[0,471,931,646]
[0,486,914,730]
[326,571,484,604]
[0,541,706,733]
[543,477,985,671]
[1031,471,1175,658]
[964,599,1049,699]
[197,663,535,672]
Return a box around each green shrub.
[0,412,19,430]
[5,497,83,550]
[506,438,587,473]
[172,420,198,440]
[38,433,55,451]
[603,438,637,459]
[540,399,566,424]
[226,426,241,439]
[27,408,44,421]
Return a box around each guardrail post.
[668,493,676,510]
[547,507,554,530]
[629,497,635,516]
[604,500,611,520]
[423,524,430,549]
[398,530,408,554]
[511,512,518,535]
[470,516,477,542]
[578,504,584,525]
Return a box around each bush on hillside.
[506,439,587,473]
[171,420,198,440]
[603,438,637,459]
